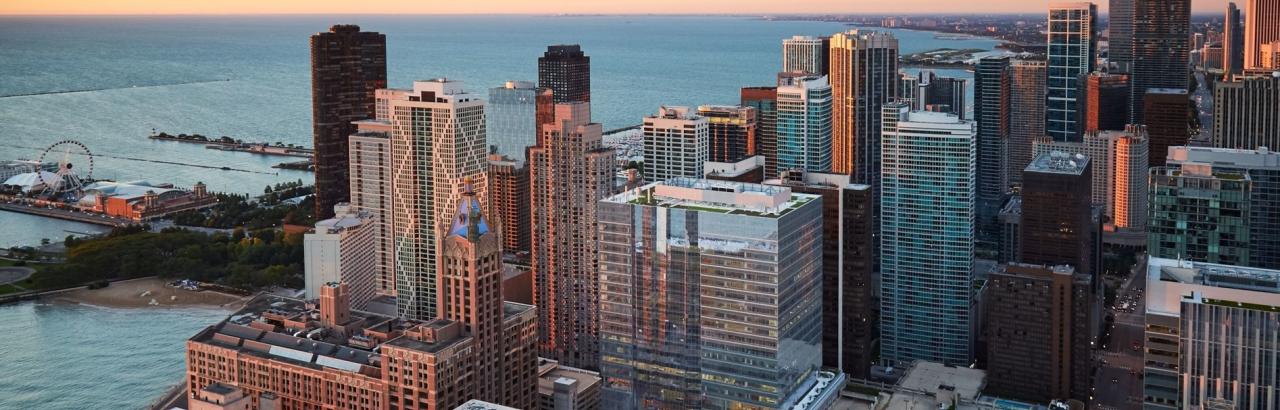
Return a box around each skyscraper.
[304,204,377,309]
[766,171,876,379]
[782,35,829,75]
[1130,0,1190,124]
[487,81,538,162]
[1142,257,1280,409]
[828,30,898,182]
[1079,72,1130,133]
[598,178,824,409]
[1167,146,1280,270]
[389,79,489,320]
[918,72,968,119]
[975,57,1011,255]
[538,45,590,103]
[1008,59,1048,186]
[310,25,387,220]
[880,102,977,366]
[1149,161,1252,266]
[1213,74,1280,150]
[1245,0,1280,69]
[529,102,616,370]
[441,185,538,408]
[1020,151,1097,277]
[349,118,395,295]
[642,106,708,183]
[699,105,757,163]
[488,154,531,254]
[1046,2,1098,141]
[983,263,1096,403]
[1225,2,1245,76]
[1034,126,1149,231]
[1142,88,1189,166]
[776,74,833,173]
[742,87,780,177]
[1109,0,1135,72]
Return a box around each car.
[1111,378,1119,384]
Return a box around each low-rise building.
[536,358,601,410]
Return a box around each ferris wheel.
[36,140,94,199]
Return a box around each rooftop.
[453,399,520,410]
[882,361,986,410]
[1166,146,1279,169]
[606,177,818,218]
[1027,151,1090,175]
[536,358,601,395]
[1146,257,1280,316]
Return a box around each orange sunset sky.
[0,0,1233,15]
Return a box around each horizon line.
[3,11,1228,17]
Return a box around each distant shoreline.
[49,277,249,310]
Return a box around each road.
[1192,71,1214,145]
[1092,255,1148,409]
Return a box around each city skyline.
[0,0,1237,15]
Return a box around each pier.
[0,202,135,228]
[149,132,314,158]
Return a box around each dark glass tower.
[1143,88,1189,166]
[975,57,1010,255]
[1225,2,1245,77]
[537,45,590,104]
[310,25,387,220]
[1130,0,1190,124]
[1078,72,1131,133]
[1021,151,1096,277]
[1110,0,1135,72]
[741,87,779,177]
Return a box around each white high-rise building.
[349,119,394,296]
[783,35,826,75]
[879,102,977,367]
[304,204,378,310]
[642,106,708,183]
[388,78,489,320]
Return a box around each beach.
[51,277,249,309]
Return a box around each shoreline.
[47,277,250,310]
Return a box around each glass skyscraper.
[598,178,824,410]
[487,81,537,162]
[775,74,833,173]
[1046,2,1097,141]
[879,102,977,366]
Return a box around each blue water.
[0,15,998,408]
[0,302,231,410]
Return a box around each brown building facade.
[1079,72,1130,133]
[487,154,531,254]
[740,87,779,178]
[1020,151,1097,277]
[310,25,387,220]
[698,105,757,163]
[537,45,590,104]
[1143,88,1190,166]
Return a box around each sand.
[52,277,249,309]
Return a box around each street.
[1091,255,1147,409]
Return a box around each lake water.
[0,15,998,408]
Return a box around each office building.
[1226,3,1245,76]
[1142,88,1189,166]
[1130,0,1190,124]
[1008,60,1048,186]
[829,30,898,182]
[1245,0,1280,69]
[1079,72,1130,133]
[984,263,1096,403]
[349,119,395,295]
[767,171,876,379]
[310,25,387,220]
[1109,0,1134,71]
[1033,126,1149,231]
[698,105,757,163]
[536,358,601,410]
[487,81,538,162]
[1142,257,1280,409]
[975,57,1010,254]
[998,196,1023,263]
[783,35,829,75]
[1263,41,1280,69]
[388,79,489,320]
[304,205,378,310]
[880,103,977,366]
[918,71,968,119]
[642,106,708,183]
[1166,146,1280,270]
[488,154,531,254]
[598,178,824,409]
[538,45,590,103]
[1213,74,1280,150]
[776,74,833,173]
[1046,2,1098,141]
[1020,152,1098,278]
[529,103,616,369]
[1149,160,1252,266]
[742,87,780,177]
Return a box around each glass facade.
[487,82,537,162]
[598,181,823,410]
[1148,167,1252,266]
[1046,3,1096,141]
[879,104,977,367]
[776,75,833,173]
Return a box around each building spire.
[449,178,490,242]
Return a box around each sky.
[0,0,1233,16]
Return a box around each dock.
[149,132,314,158]
[0,202,135,228]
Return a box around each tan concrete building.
[535,358,601,410]
[528,102,616,369]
